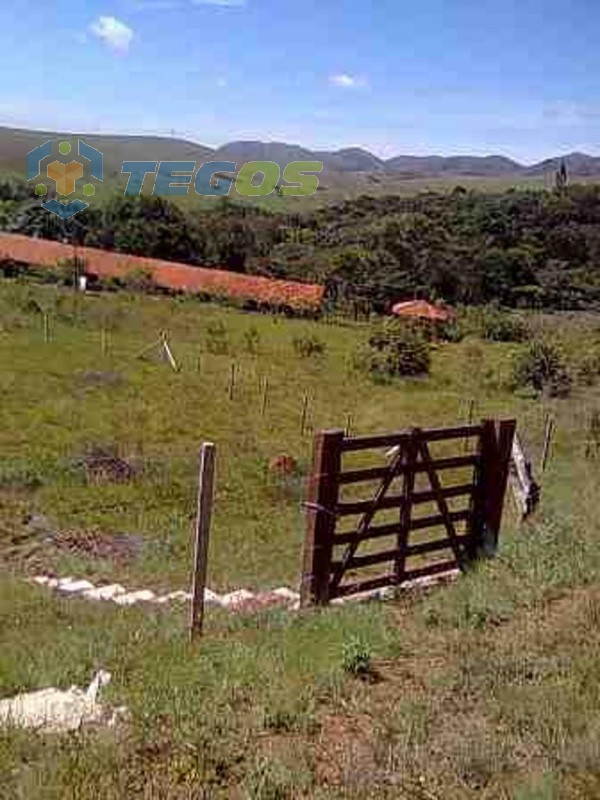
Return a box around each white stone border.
[30,569,459,613]
[31,575,301,611]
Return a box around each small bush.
[457,306,529,342]
[205,320,229,354]
[356,318,430,380]
[342,637,373,677]
[513,340,572,397]
[292,333,326,358]
[482,309,529,342]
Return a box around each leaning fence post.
[471,418,516,558]
[189,442,216,643]
[300,429,344,608]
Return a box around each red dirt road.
[0,233,324,311]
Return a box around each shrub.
[457,306,529,342]
[205,320,229,354]
[512,340,572,397]
[481,309,529,342]
[356,318,430,380]
[120,267,156,293]
[292,333,326,358]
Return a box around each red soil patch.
[0,233,325,311]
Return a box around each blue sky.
[1,0,598,160]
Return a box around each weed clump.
[342,636,373,677]
[243,325,260,354]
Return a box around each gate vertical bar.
[300,429,344,607]
[395,429,418,584]
[471,419,516,557]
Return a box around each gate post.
[300,429,344,607]
[471,418,516,557]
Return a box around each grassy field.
[1,279,599,798]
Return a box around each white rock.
[82,584,126,601]
[58,580,95,594]
[204,589,222,607]
[220,589,255,608]
[112,590,156,606]
[162,590,192,603]
[272,587,300,602]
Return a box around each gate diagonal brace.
[330,443,406,592]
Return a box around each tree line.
[1,176,599,310]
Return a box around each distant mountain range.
[1,125,599,180]
[212,141,600,177]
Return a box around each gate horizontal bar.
[333,509,471,545]
[338,455,480,485]
[340,424,483,452]
[336,483,474,516]
[331,533,475,571]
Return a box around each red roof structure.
[0,233,324,312]
[391,299,454,322]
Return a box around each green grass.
[0,280,560,591]
[1,278,599,798]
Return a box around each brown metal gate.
[300,419,515,607]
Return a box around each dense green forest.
[2,176,600,310]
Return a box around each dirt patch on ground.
[51,529,144,565]
[313,712,378,788]
[0,492,143,572]
[79,449,136,485]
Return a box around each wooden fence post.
[300,429,344,607]
[540,415,555,472]
[471,419,516,557]
[260,378,269,416]
[189,442,216,643]
[300,393,309,436]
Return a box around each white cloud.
[90,16,134,53]
[329,73,366,89]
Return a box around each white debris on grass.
[0,670,126,734]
